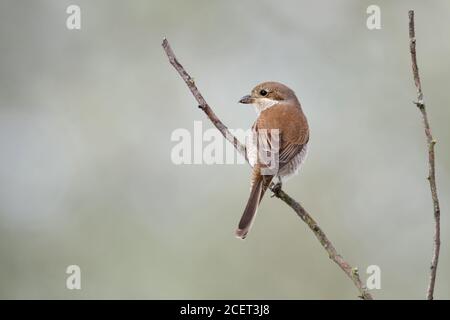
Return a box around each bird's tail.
[235,175,271,239]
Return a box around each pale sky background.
[0,0,449,299]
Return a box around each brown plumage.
[236,82,309,239]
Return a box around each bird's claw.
[270,182,283,197]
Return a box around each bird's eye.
[260,89,268,96]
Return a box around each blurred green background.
[0,0,449,299]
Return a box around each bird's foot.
[270,182,283,197]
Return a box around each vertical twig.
[408,10,441,300]
[162,38,373,299]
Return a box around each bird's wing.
[250,124,307,175]
[278,143,305,170]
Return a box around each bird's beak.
[239,94,254,104]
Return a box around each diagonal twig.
[408,10,441,300]
[162,38,373,300]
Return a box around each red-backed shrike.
[236,82,309,239]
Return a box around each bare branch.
[162,38,373,300]
[408,10,441,300]
[162,38,246,158]
[270,185,373,300]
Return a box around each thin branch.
[408,10,441,300]
[270,184,372,300]
[162,39,246,158]
[162,38,373,300]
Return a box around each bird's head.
[239,81,298,110]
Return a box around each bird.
[236,81,309,239]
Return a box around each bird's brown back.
[255,101,309,149]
